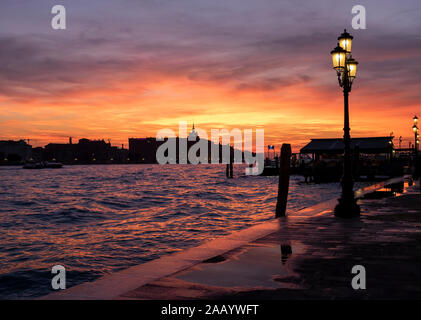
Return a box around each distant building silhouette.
[0,140,32,164]
[129,137,160,163]
[299,137,402,183]
[129,125,242,164]
[44,138,128,164]
[300,137,394,159]
[1,128,253,165]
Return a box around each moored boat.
[23,162,44,169]
[44,161,63,168]
[22,161,63,169]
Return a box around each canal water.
[0,164,364,299]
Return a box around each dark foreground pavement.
[121,191,421,300]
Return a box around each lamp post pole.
[330,29,360,218]
[413,117,419,190]
[414,116,418,156]
[335,65,360,217]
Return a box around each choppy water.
[0,164,349,299]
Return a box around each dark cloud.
[0,0,420,104]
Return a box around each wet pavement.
[121,183,421,300]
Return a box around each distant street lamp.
[413,117,419,155]
[414,116,420,190]
[330,29,360,218]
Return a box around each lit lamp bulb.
[338,29,353,53]
[346,57,358,84]
[414,115,418,124]
[330,44,347,72]
[413,125,418,133]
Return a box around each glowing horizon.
[1,0,420,153]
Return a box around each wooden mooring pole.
[226,146,234,178]
[229,153,233,178]
[276,143,291,217]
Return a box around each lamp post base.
[334,198,360,218]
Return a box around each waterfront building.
[0,140,32,163]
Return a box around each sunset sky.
[0,0,420,152]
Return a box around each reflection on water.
[362,181,405,199]
[0,164,352,299]
[176,242,305,289]
[280,243,293,265]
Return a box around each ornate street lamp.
[413,123,419,155]
[330,29,360,218]
[414,117,420,190]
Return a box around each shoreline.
[40,177,409,300]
